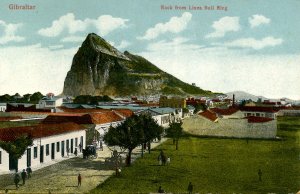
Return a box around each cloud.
[49,45,64,50]
[146,37,203,52]
[138,12,192,40]
[38,13,129,37]
[205,16,240,38]
[249,15,270,28]
[115,40,131,50]
[0,44,77,95]
[139,45,300,99]
[0,20,25,44]
[215,36,283,50]
[61,35,85,43]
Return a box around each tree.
[239,100,246,107]
[193,103,207,114]
[166,121,183,150]
[0,94,14,102]
[0,135,33,171]
[23,94,31,102]
[104,115,143,166]
[30,92,44,104]
[138,114,163,156]
[104,114,163,166]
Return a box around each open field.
[92,116,300,193]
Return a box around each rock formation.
[63,33,211,97]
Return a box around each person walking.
[258,169,262,181]
[100,140,103,151]
[188,182,193,194]
[14,171,20,189]
[26,166,32,179]
[158,186,165,193]
[79,143,82,152]
[21,169,27,185]
[78,173,82,187]
[74,148,78,156]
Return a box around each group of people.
[13,166,32,189]
[158,182,193,193]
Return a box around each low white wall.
[182,115,277,139]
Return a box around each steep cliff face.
[63,33,211,97]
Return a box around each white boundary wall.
[183,115,277,139]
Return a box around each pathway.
[0,138,167,194]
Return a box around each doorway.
[40,145,44,163]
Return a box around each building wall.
[38,98,63,109]
[241,111,277,119]
[152,114,171,128]
[0,130,86,174]
[182,115,277,139]
[159,96,186,108]
[0,148,9,173]
[0,105,6,112]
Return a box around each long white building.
[0,122,86,174]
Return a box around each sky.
[0,0,299,99]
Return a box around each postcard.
[0,0,299,193]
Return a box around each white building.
[0,122,86,174]
[42,109,133,147]
[37,96,63,110]
[240,106,278,119]
[0,103,6,112]
[136,107,181,128]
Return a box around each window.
[0,151,2,164]
[56,142,60,152]
[34,147,38,158]
[256,113,260,117]
[46,144,49,156]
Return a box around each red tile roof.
[42,114,92,124]
[247,116,273,123]
[43,111,125,125]
[210,107,239,115]
[240,106,279,113]
[263,101,276,105]
[89,112,123,124]
[114,109,134,117]
[199,110,218,122]
[0,122,84,142]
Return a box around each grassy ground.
[92,116,300,194]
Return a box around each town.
[0,92,299,193]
